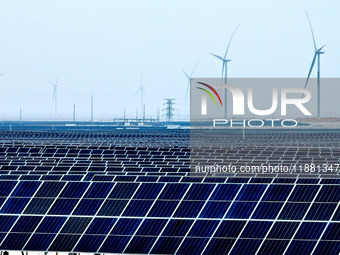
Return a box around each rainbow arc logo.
[196,82,222,106]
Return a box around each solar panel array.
[0,129,339,254]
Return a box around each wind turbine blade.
[55,72,62,86]
[190,60,201,77]
[181,68,190,79]
[304,53,317,89]
[45,79,55,87]
[317,44,326,53]
[305,11,317,52]
[223,24,240,59]
[134,88,141,96]
[210,53,225,61]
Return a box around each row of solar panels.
[0,156,339,165]
[0,180,339,253]
[0,181,339,205]
[0,165,190,171]
[2,155,339,162]
[1,145,339,152]
[0,131,186,136]
[1,145,340,159]
[2,130,340,147]
[3,160,339,169]
[0,159,337,168]
[0,217,338,254]
[1,144,340,153]
[0,147,188,154]
[1,173,340,183]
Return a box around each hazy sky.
[0,0,339,120]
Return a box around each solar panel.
[176,237,209,254]
[230,238,262,254]
[0,233,31,250]
[48,199,79,215]
[0,129,339,254]
[284,240,317,255]
[252,202,284,219]
[85,218,117,235]
[147,200,180,217]
[25,233,56,251]
[98,200,129,216]
[278,202,310,220]
[49,234,81,252]
[99,235,131,253]
[225,202,257,218]
[150,237,183,254]
[0,198,30,214]
[74,235,106,252]
[0,216,18,232]
[123,200,155,217]
[305,203,338,220]
[241,221,272,238]
[136,219,168,236]
[110,218,142,235]
[36,217,67,233]
[295,222,326,240]
[72,199,103,215]
[0,181,17,196]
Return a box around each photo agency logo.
[190,78,340,177]
[191,78,318,128]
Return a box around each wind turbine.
[46,73,61,116]
[210,25,239,118]
[304,11,326,118]
[182,60,201,103]
[135,74,145,121]
[210,24,239,84]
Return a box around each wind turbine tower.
[91,95,94,122]
[73,104,76,122]
[135,75,145,121]
[304,11,326,118]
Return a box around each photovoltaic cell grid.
[190,129,340,178]
[1,130,340,180]
[0,129,339,254]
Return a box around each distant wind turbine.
[46,73,61,116]
[135,74,145,120]
[210,25,239,118]
[210,24,239,84]
[182,60,201,103]
[304,11,326,118]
